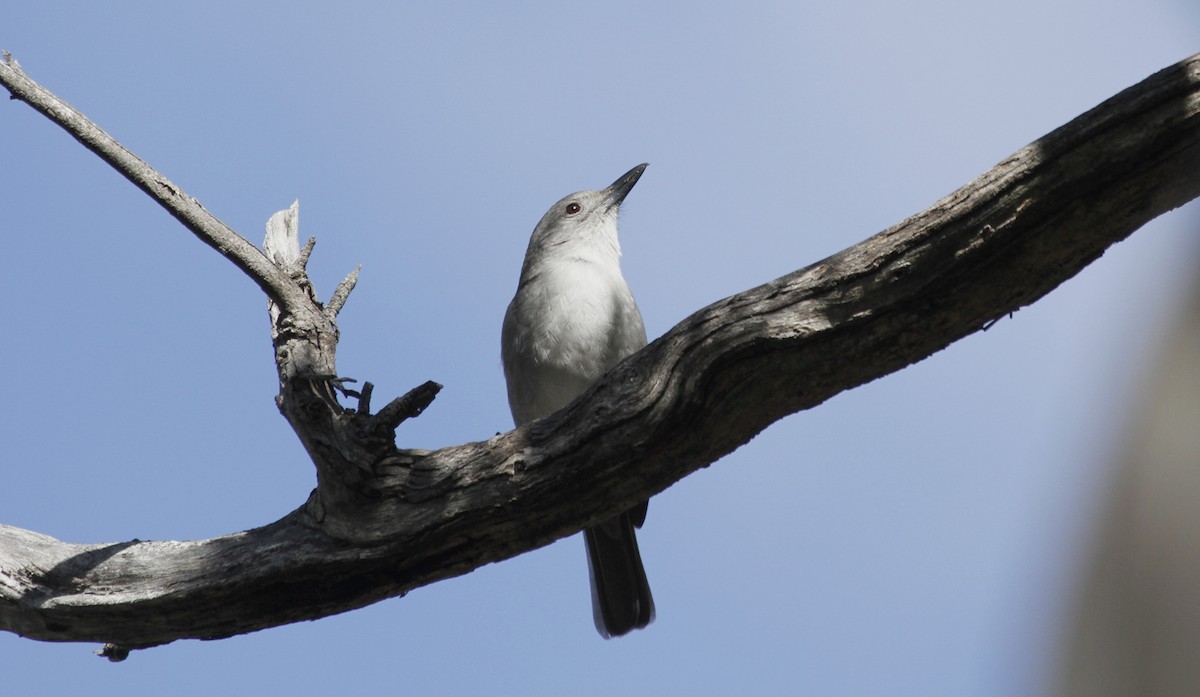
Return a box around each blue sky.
[1,2,1197,695]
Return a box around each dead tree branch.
[0,51,1198,654]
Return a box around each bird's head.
[524,163,648,262]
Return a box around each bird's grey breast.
[502,258,646,424]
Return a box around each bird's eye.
[565,202,581,216]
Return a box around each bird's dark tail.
[584,505,655,638]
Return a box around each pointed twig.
[297,237,317,270]
[376,381,443,431]
[326,266,361,318]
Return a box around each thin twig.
[357,381,374,415]
[376,381,443,430]
[297,237,317,270]
[0,53,307,312]
[326,266,361,318]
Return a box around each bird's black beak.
[603,163,649,207]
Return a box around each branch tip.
[376,381,443,431]
[357,381,375,414]
[263,201,301,268]
[326,265,360,318]
[298,236,317,269]
[329,377,361,401]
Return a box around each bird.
[501,163,655,638]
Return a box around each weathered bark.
[0,51,1198,656]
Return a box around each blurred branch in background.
[1057,224,1200,696]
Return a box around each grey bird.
[501,163,655,638]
